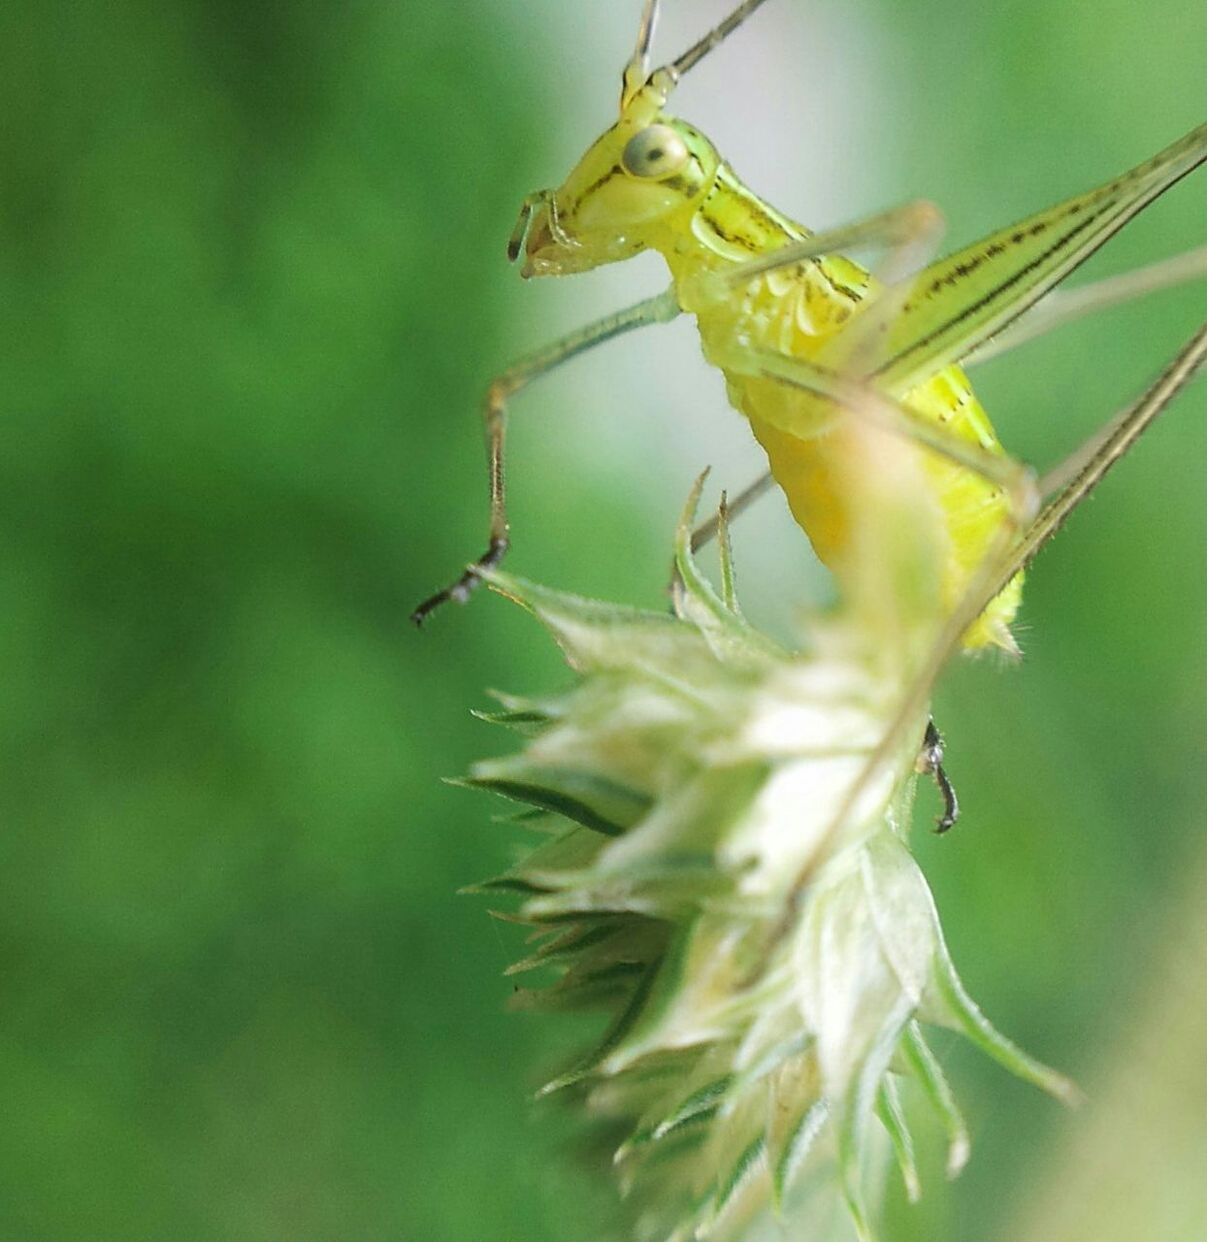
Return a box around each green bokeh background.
[2,1,1203,1238]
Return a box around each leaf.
[482,568,718,686]
[461,758,651,836]
[595,762,769,879]
[876,1076,921,1203]
[902,1022,969,1178]
[509,960,647,1013]
[772,1099,829,1209]
[705,1133,769,1236]
[621,1074,735,1160]
[925,923,1081,1106]
[671,472,785,667]
[470,706,553,733]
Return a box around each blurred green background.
[2,0,1203,1238]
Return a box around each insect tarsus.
[918,718,960,833]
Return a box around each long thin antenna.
[633,0,659,67]
[670,0,775,78]
[621,0,661,106]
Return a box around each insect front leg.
[411,289,681,626]
[723,199,947,294]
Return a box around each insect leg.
[917,718,959,833]
[965,243,1207,367]
[689,472,775,553]
[870,124,1206,394]
[723,199,947,293]
[769,324,1206,942]
[992,321,1207,597]
[411,289,681,625]
[729,126,1204,392]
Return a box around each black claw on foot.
[409,573,478,627]
[410,537,510,627]
[917,718,960,834]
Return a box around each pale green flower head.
[462,430,1075,1239]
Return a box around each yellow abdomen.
[708,259,1022,652]
[743,361,1023,652]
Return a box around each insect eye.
[621,125,690,180]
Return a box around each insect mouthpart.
[506,193,543,264]
[517,197,584,279]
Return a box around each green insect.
[413,0,1206,824]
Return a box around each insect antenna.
[621,0,661,106]
[670,0,776,78]
[622,0,776,107]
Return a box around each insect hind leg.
[791,322,1207,907]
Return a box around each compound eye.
[621,124,690,180]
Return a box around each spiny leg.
[718,125,1205,400]
[410,289,681,625]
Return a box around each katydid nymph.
[412,0,1206,829]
